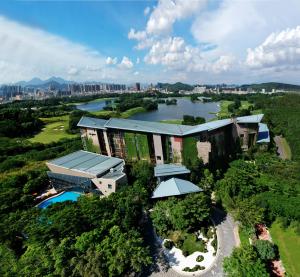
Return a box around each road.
[142,207,239,277]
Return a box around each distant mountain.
[157,82,194,92]
[15,77,74,88]
[241,82,300,91]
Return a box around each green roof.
[152,177,202,198]
[47,150,124,177]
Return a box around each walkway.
[142,207,239,277]
[274,135,292,160]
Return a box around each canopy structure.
[154,164,190,178]
[152,177,202,199]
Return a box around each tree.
[199,169,214,192]
[223,245,269,277]
[253,240,276,261]
[232,198,264,229]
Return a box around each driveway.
[142,207,239,277]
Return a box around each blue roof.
[152,178,202,198]
[47,150,124,177]
[237,114,264,124]
[154,164,190,177]
[257,123,270,143]
[77,114,264,136]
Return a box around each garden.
[150,193,218,274]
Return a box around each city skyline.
[0,0,300,84]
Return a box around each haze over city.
[1,0,300,84]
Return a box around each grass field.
[238,227,249,246]
[91,107,146,119]
[160,119,183,124]
[217,100,254,119]
[270,221,300,276]
[281,137,292,160]
[29,115,78,144]
[218,100,233,118]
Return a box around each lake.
[130,98,220,121]
[76,97,220,122]
[76,99,113,112]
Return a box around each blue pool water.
[38,191,82,209]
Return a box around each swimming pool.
[38,191,82,209]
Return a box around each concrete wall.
[236,123,258,150]
[153,134,164,164]
[46,163,95,179]
[103,130,112,156]
[92,174,127,196]
[171,136,183,164]
[196,141,211,164]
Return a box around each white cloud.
[146,0,206,35]
[106,56,118,65]
[0,16,136,83]
[128,28,147,41]
[246,26,300,70]
[134,71,139,76]
[119,56,134,69]
[211,55,236,73]
[191,0,300,58]
[144,6,151,16]
[136,57,140,64]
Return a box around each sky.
[0,0,300,85]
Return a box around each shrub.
[196,255,204,262]
[182,250,189,257]
[253,240,276,261]
[211,237,218,252]
[163,240,174,250]
[183,265,205,272]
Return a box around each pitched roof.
[154,164,190,177]
[77,116,107,129]
[237,114,264,124]
[47,150,124,177]
[104,118,194,136]
[77,114,264,136]
[152,177,202,198]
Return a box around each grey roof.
[154,164,190,177]
[237,114,264,124]
[104,118,194,136]
[152,177,202,198]
[257,123,270,143]
[47,150,124,177]
[77,116,107,129]
[77,114,264,136]
[183,118,232,135]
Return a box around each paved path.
[274,135,291,160]
[142,207,239,277]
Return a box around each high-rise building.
[135,82,141,91]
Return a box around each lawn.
[281,137,292,160]
[218,100,233,118]
[29,115,78,144]
[91,107,146,119]
[160,119,183,124]
[238,226,249,246]
[270,220,300,276]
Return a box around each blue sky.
[0,0,300,84]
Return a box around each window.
[240,134,244,138]
[156,156,161,160]
[108,184,112,189]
